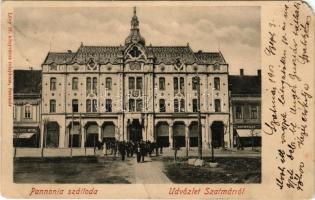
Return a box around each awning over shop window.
[13,132,36,139]
[70,125,81,135]
[236,129,261,137]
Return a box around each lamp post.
[193,72,202,160]
[42,118,49,158]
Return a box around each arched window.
[214,77,220,90]
[180,99,185,112]
[50,100,56,113]
[159,99,166,112]
[72,99,78,112]
[72,77,78,90]
[86,99,91,112]
[159,77,165,90]
[50,77,56,90]
[174,99,179,112]
[92,99,97,112]
[215,99,221,112]
[129,77,135,90]
[86,77,91,93]
[92,77,97,94]
[105,77,112,90]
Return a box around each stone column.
[98,125,102,142]
[202,124,207,149]
[185,125,189,148]
[169,124,173,148]
[59,124,66,148]
[40,121,45,148]
[81,127,85,148]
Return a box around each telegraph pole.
[197,76,202,159]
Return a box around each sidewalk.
[159,147,261,157]
[134,157,172,184]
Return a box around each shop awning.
[236,129,261,137]
[14,132,36,139]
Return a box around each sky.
[14,6,260,75]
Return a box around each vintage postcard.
[1,1,314,199]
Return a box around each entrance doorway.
[173,122,185,147]
[85,122,98,147]
[128,119,142,142]
[46,122,60,148]
[211,121,224,148]
[68,122,81,147]
[156,122,169,147]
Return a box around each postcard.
[1,1,314,199]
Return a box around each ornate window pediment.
[87,58,97,70]
[129,61,142,70]
[50,63,57,71]
[174,58,184,71]
[213,62,220,71]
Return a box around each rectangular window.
[174,77,178,90]
[129,77,135,90]
[129,99,135,112]
[92,77,97,94]
[235,105,243,119]
[136,99,143,112]
[92,99,97,112]
[192,77,198,90]
[214,77,220,90]
[86,99,91,112]
[180,99,185,112]
[50,100,56,113]
[86,77,91,94]
[50,77,56,90]
[251,105,258,119]
[13,106,16,119]
[136,77,142,90]
[159,99,166,112]
[105,99,112,112]
[159,77,165,90]
[193,99,198,112]
[72,99,78,113]
[174,99,179,112]
[106,77,112,90]
[214,99,221,112]
[24,105,31,119]
[72,77,78,90]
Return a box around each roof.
[229,75,261,95]
[14,70,42,95]
[194,51,226,64]
[42,44,227,65]
[43,52,75,65]
[147,46,197,64]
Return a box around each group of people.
[102,139,165,163]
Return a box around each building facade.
[40,8,230,149]
[13,70,42,147]
[229,69,261,148]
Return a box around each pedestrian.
[155,141,159,156]
[103,140,107,156]
[140,140,145,162]
[119,141,126,161]
[113,141,118,158]
[130,141,135,157]
[126,142,130,157]
[136,142,141,163]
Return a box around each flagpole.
[70,111,74,157]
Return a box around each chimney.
[257,69,261,77]
[240,69,244,76]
